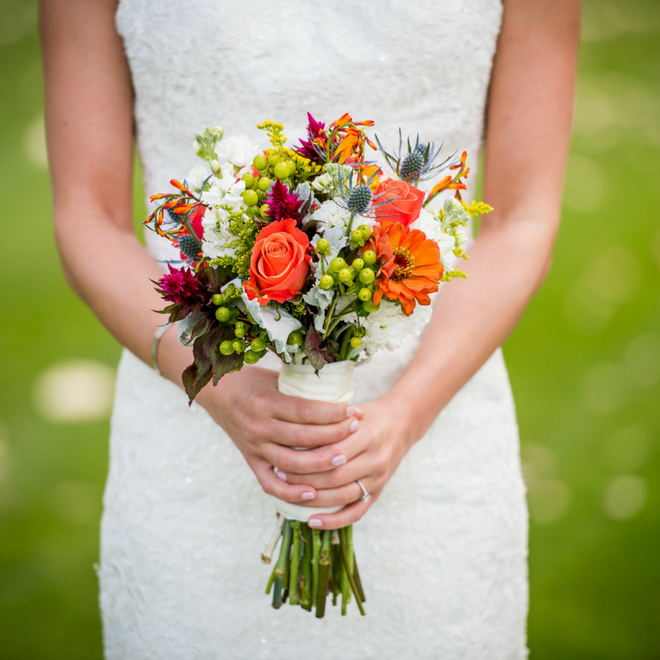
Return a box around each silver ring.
[356,479,371,504]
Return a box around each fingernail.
[308,518,323,527]
[350,419,360,433]
[301,491,315,500]
[346,405,364,417]
[332,454,346,466]
[276,471,287,482]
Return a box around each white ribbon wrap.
[271,360,355,522]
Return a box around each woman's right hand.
[196,365,363,505]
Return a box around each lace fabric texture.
[100,1,529,658]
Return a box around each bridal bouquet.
[146,113,491,617]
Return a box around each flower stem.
[288,521,302,606]
[300,524,312,611]
[331,530,342,607]
[261,516,284,564]
[339,525,366,616]
[311,528,321,607]
[272,520,292,609]
[315,531,332,619]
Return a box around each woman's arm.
[41,0,362,504]
[286,0,581,528]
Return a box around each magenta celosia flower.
[159,264,203,304]
[265,180,303,223]
[295,112,326,164]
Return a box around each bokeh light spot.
[32,359,116,424]
[23,115,48,169]
[603,475,648,520]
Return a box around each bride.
[41,0,579,657]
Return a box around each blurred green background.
[1,1,659,658]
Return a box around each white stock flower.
[310,200,354,235]
[201,207,237,259]
[347,299,433,355]
[438,233,457,270]
[216,135,260,168]
[453,227,468,247]
[410,208,442,242]
[186,166,209,192]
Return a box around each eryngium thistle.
[347,184,373,214]
[399,152,425,181]
[178,234,201,259]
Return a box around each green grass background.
[1,1,659,657]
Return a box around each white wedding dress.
[100,1,529,658]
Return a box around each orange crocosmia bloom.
[367,221,444,316]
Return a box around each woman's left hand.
[278,397,419,529]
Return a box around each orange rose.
[375,179,425,227]
[245,218,311,305]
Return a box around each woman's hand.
[195,365,364,506]
[281,397,419,529]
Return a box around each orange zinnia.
[367,221,444,316]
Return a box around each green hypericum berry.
[273,162,290,180]
[242,173,255,188]
[215,306,231,322]
[359,268,375,284]
[232,340,245,354]
[287,161,296,174]
[350,229,364,245]
[212,293,224,306]
[319,274,334,290]
[350,337,362,348]
[219,340,234,355]
[287,331,304,346]
[260,204,271,218]
[362,299,380,313]
[250,337,267,352]
[242,189,259,207]
[358,287,372,301]
[352,258,364,271]
[358,224,372,240]
[363,249,377,266]
[234,324,246,338]
[257,177,271,191]
[338,268,352,283]
[244,349,261,365]
[329,257,347,273]
[316,238,330,253]
[267,153,280,167]
[253,155,268,170]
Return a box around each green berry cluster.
[212,285,269,366]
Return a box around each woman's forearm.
[385,210,558,444]
[54,203,194,386]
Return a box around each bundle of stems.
[264,519,366,618]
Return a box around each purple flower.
[295,112,326,164]
[159,264,203,304]
[265,180,303,223]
